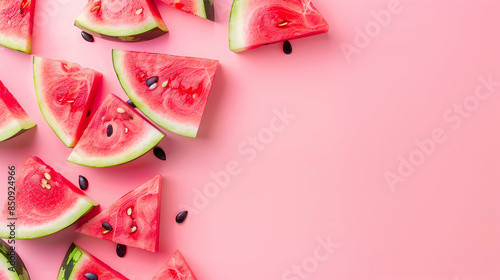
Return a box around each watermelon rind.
[0,117,36,142]
[74,0,168,42]
[228,0,249,53]
[203,0,215,21]
[0,239,30,280]
[0,0,36,54]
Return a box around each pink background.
[1,0,500,279]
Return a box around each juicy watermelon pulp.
[0,81,36,142]
[112,49,219,137]
[68,94,165,167]
[0,239,30,280]
[0,156,97,239]
[76,175,161,252]
[0,0,36,53]
[74,0,168,42]
[58,243,129,280]
[33,56,102,147]
[152,250,198,280]
[228,0,329,52]
[161,0,214,21]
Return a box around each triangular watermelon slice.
[74,0,168,42]
[68,94,165,167]
[0,238,31,279]
[0,0,36,53]
[160,0,214,21]
[228,0,329,52]
[58,243,129,280]
[112,49,219,137]
[33,56,102,147]
[76,175,161,252]
[152,250,198,280]
[0,156,98,239]
[0,81,36,142]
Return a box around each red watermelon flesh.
[0,156,98,239]
[74,0,168,42]
[0,81,36,142]
[76,175,161,252]
[67,94,165,167]
[228,0,329,52]
[0,0,36,53]
[160,0,214,21]
[58,243,129,280]
[33,56,102,147]
[152,250,198,280]
[112,49,219,137]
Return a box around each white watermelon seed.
[91,5,100,12]
[125,128,129,133]
[131,226,137,233]
[44,173,51,180]
[45,184,51,190]
[278,21,288,27]
[102,230,110,235]
[149,83,157,90]
[162,81,169,88]
[117,108,125,113]
[136,8,143,15]
[127,207,132,216]
[41,178,47,185]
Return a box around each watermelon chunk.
[74,0,168,42]
[33,56,102,148]
[0,0,36,53]
[228,0,329,52]
[68,94,165,167]
[76,175,161,252]
[0,238,31,280]
[0,81,36,142]
[152,250,198,280]
[160,0,214,21]
[112,49,219,137]
[58,243,129,280]
[0,156,98,239]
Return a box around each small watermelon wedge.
[0,81,36,142]
[0,0,36,53]
[68,94,165,167]
[112,49,219,137]
[160,0,214,21]
[0,156,98,239]
[152,250,198,280]
[0,238,31,280]
[58,243,129,280]
[76,175,161,252]
[228,0,329,52]
[33,56,102,147]
[74,0,168,42]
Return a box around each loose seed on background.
[146,76,159,86]
[106,124,113,137]
[116,244,127,257]
[153,147,166,161]
[283,40,292,55]
[79,175,89,190]
[176,211,188,223]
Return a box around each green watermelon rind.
[0,197,97,239]
[228,0,249,52]
[0,117,36,142]
[0,36,32,54]
[112,49,208,138]
[0,239,30,280]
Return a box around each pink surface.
[1,0,500,279]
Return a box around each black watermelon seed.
[146,76,159,87]
[81,31,94,42]
[86,110,91,117]
[283,40,292,55]
[153,147,166,161]
[116,244,127,258]
[126,99,136,108]
[176,211,188,223]
[101,222,113,231]
[79,175,88,190]
[106,124,113,137]
[84,272,98,280]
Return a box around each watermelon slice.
[33,56,102,148]
[68,94,165,167]
[58,243,129,280]
[160,0,214,21]
[76,175,161,252]
[0,156,98,239]
[0,0,36,53]
[112,49,219,137]
[228,0,329,52]
[0,81,36,142]
[0,238,31,280]
[74,0,168,42]
[152,250,198,280]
